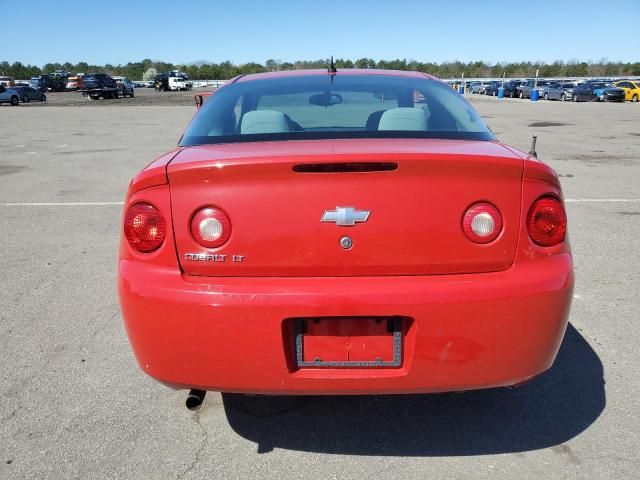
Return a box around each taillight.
[527,197,567,246]
[190,207,231,248]
[124,203,166,252]
[462,202,502,244]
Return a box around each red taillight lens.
[462,202,503,244]
[190,207,231,248]
[527,197,567,246]
[124,203,166,252]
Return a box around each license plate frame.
[294,317,402,368]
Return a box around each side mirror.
[193,92,212,110]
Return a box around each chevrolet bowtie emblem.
[321,207,371,226]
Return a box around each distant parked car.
[468,81,484,94]
[30,75,49,92]
[80,73,120,100]
[612,80,640,102]
[572,81,625,102]
[543,82,576,101]
[44,72,69,92]
[502,80,522,98]
[83,73,117,90]
[517,80,534,99]
[484,81,501,96]
[66,76,84,91]
[11,85,47,103]
[517,79,548,99]
[0,85,20,106]
[113,76,135,97]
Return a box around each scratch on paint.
[439,340,453,363]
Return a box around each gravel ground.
[0,95,639,479]
[16,87,200,107]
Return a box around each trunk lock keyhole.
[340,236,353,249]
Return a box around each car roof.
[232,69,437,83]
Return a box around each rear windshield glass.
[179,74,494,146]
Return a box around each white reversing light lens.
[471,212,495,237]
[199,217,223,241]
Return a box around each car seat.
[377,108,427,131]
[240,110,291,134]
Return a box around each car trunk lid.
[167,139,523,277]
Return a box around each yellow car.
[613,80,640,102]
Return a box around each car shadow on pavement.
[223,324,605,455]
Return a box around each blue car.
[572,81,625,102]
[0,85,20,106]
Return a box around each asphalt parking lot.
[1,90,639,479]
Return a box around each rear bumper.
[119,254,573,395]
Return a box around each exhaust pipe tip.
[186,389,206,411]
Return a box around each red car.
[119,69,573,403]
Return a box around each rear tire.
[519,90,524,99]
[544,92,548,100]
[10,96,19,106]
[632,94,638,103]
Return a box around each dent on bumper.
[119,254,573,395]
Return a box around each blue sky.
[1,0,638,66]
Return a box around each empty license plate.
[294,317,402,368]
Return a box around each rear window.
[180,74,494,146]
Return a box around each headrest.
[240,110,290,134]
[378,108,427,131]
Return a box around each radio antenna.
[328,56,337,75]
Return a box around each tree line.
[2,58,639,80]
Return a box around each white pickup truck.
[168,76,188,91]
